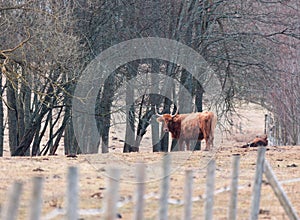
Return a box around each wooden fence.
[0,147,299,220]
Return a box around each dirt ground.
[0,104,299,219]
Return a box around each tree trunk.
[12,122,39,156]
[31,122,41,156]
[95,74,115,154]
[0,72,4,156]
[7,79,19,155]
[178,69,193,114]
[133,97,153,152]
[123,71,135,153]
[194,82,204,150]
[49,109,71,155]
[64,119,79,155]
[16,68,30,155]
[12,79,56,156]
[32,110,51,156]
[150,60,160,152]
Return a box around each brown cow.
[156,110,217,151]
[240,134,268,148]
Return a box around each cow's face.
[157,114,176,132]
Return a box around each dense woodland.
[0,0,299,156]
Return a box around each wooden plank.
[264,160,300,220]
[29,177,44,220]
[205,159,215,220]
[228,154,240,220]
[1,181,23,220]
[250,146,266,220]
[159,153,171,220]
[183,169,193,220]
[103,168,121,220]
[134,162,146,220]
[67,166,79,220]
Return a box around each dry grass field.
[0,104,299,219]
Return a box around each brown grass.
[0,146,299,219]
[0,103,299,219]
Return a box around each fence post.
[103,168,121,220]
[264,114,268,135]
[228,154,240,220]
[205,159,215,220]
[264,160,299,220]
[29,177,44,220]
[183,170,193,220]
[1,181,23,220]
[134,162,146,220]
[159,153,171,220]
[250,146,266,220]
[67,166,79,220]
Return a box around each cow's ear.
[172,116,180,122]
[157,117,164,122]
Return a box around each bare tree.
[1,0,82,156]
[1,0,298,157]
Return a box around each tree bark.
[64,118,79,156]
[123,67,135,152]
[194,82,204,150]
[95,74,115,154]
[150,60,161,152]
[0,72,4,156]
[7,79,19,155]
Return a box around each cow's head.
[156,108,179,132]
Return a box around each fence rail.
[0,147,299,220]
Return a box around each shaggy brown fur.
[240,134,268,148]
[157,111,217,151]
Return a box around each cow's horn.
[155,106,163,117]
[171,107,178,117]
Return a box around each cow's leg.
[203,133,210,151]
[186,140,190,151]
[205,135,215,151]
[204,137,210,151]
[170,139,178,151]
[178,139,184,151]
[209,135,214,148]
